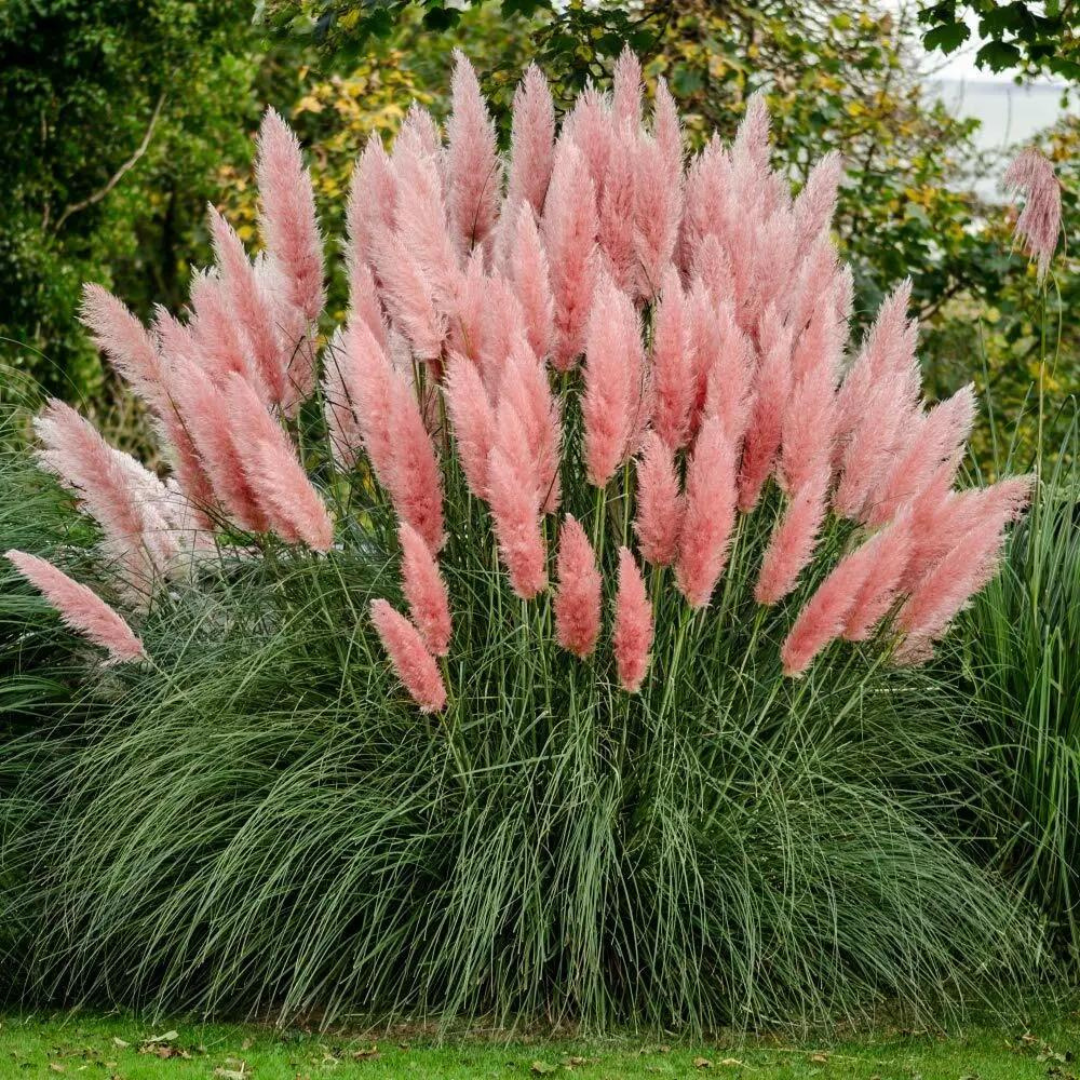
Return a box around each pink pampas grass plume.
[444,351,496,499]
[79,284,166,411]
[398,521,452,657]
[755,465,830,606]
[167,359,268,532]
[634,134,681,298]
[7,550,145,663]
[613,546,653,692]
[340,317,398,487]
[386,372,445,552]
[738,312,793,512]
[649,268,693,449]
[635,431,684,567]
[694,289,752,442]
[346,136,398,274]
[566,84,613,201]
[506,63,556,219]
[33,400,171,592]
[864,384,976,527]
[583,275,642,486]
[397,101,442,159]
[895,475,1033,662]
[487,438,548,600]
[225,374,334,550]
[842,512,915,642]
[500,341,562,513]
[509,205,556,363]
[542,140,599,371]
[370,598,447,712]
[446,50,501,255]
[348,260,389,355]
[208,208,288,407]
[553,514,602,658]
[652,77,683,188]
[793,151,843,255]
[613,47,643,127]
[598,124,638,294]
[675,416,738,608]
[322,329,365,470]
[256,108,325,326]
[1004,147,1061,280]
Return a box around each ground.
[2,1011,1079,1079]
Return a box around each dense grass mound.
[9,478,1036,1030]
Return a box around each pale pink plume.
[613,47,643,128]
[679,138,727,277]
[754,465,830,606]
[474,277,526,386]
[225,374,333,550]
[79,284,166,411]
[583,275,642,486]
[447,251,487,366]
[634,431,684,567]
[612,546,653,692]
[509,205,556,363]
[566,84,613,203]
[675,416,738,609]
[208,207,287,405]
[500,341,562,513]
[347,260,389,355]
[694,289,752,443]
[370,598,447,712]
[188,270,263,393]
[396,102,442,159]
[738,312,793,512]
[7,550,145,663]
[256,108,326,326]
[385,371,445,552]
[731,92,772,207]
[864,384,976,527]
[651,77,683,189]
[446,50,501,255]
[793,151,843,255]
[487,429,548,600]
[833,282,921,519]
[398,521,452,656]
[842,512,915,642]
[166,358,268,532]
[443,351,496,499]
[33,400,170,592]
[393,146,461,314]
[649,268,693,449]
[506,64,556,219]
[542,139,599,371]
[370,219,448,362]
[634,134,681,298]
[895,475,1033,662]
[346,136,398,275]
[339,317,398,487]
[598,124,638,294]
[1004,147,1061,280]
[553,514,602,658]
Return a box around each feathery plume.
[675,416,738,608]
[188,271,263,392]
[6,550,145,663]
[370,598,447,712]
[793,151,843,255]
[487,433,548,600]
[446,50,501,255]
[613,547,653,692]
[339,317,398,486]
[553,514,602,658]
[634,134,680,298]
[842,512,915,642]
[79,284,165,411]
[500,342,562,513]
[694,289,752,442]
[635,431,684,567]
[583,275,642,486]
[509,205,556,363]
[386,371,445,552]
[346,136,398,274]
[444,352,497,499]
[755,465,830,606]
[398,521,452,657]
[598,124,638,294]
[613,47,643,128]
[1004,147,1061,280]
[506,64,556,219]
[649,268,693,449]
[542,140,598,370]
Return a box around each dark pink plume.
[398,521,452,657]
[444,351,496,500]
[754,465,830,606]
[635,431,684,568]
[370,598,447,712]
[553,514,602,658]
[613,546,654,692]
[649,268,693,450]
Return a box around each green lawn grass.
[3,1011,1080,1080]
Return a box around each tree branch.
[53,92,166,233]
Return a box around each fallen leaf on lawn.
[810,1052,829,1063]
[719,1059,744,1068]
[351,1046,379,1061]
[111,1038,129,1049]
[49,1065,65,1074]
[693,1057,712,1069]
[213,1068,248,1080]
[563,1056,587,1067]
[144,1031,179,1044]
[531,1062,558,1075]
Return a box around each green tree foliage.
[0,0,263,404]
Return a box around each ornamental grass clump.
[3,51,1041,1027]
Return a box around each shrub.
[4,51,1040,1027]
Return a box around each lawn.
[3,1012,1080,1080]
